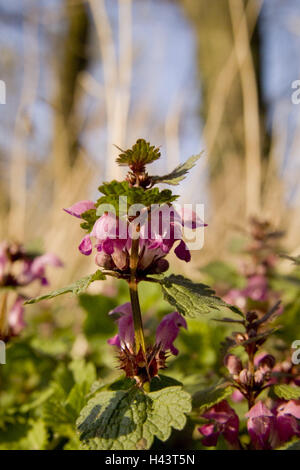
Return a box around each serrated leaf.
[24,270,106,304]
[96,180,178,216]
[77,386,191,450]
[80,208,97,233]
[154,274,238,318]
[116,139,161,168]
[151,153,203,186]
[192,384,233,413]
[272,384,300,400]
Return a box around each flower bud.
[257,354,275,373]
[246,311,258,323]
[224,354,242,376]
[111,249,128,270]
[254,369,265,386]
[235,333,246,344]
[95,252,115,270]
[150,258,169,274]
[239,368,252,386]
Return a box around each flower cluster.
[246,400,300,449]
[62,141,205,386]
[0,241,62,341]
[196,218,300,450]
[107,303,187,386]
[64,203,205,277]
[223,217,283,316]
[198,400,240,448]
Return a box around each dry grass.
[0,0,299,294]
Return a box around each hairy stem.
[129,236,146,354]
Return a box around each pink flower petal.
[155,311,187,355]
[174,240,191,262]
[78,235,92,255]
[8,297,26,335]
[64,200,95,218]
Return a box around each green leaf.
[154,274,238,318]
[79,294,117,338]
[77,386,191,450]
[69,359,97,387]
[278,439,300,450]
[96,180,178,216]
[151,153,203,186]
[80,208,97,232]
[43,360,97,436]
[272,384,300,400]
[116,139,161,167]
[192,383,233,413]
[0,419,47,450]
[24,270,106,304]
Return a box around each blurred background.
[0,0,300,283]
[1,1,300,450]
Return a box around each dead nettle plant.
[193,219,300,450]
[25,139,238,450]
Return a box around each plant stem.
[247,347,255,410]
[0,291,8,338]
[129,236,146,354]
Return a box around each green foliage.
[79,293,117,338]
[201,260,245,289]
[151,153,203,185]
[192,383,233,413]
[96,180,178,216]
[271,384,300,400]
[77,385,191,450]
[116,139,161,168]
[24,270,106,304]
[42,360,96,443]
[80,208,97,232]
[0,419,48,450]
[278,440,300,450]
[154,274,240,318]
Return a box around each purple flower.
[246,401,274,449]
[198,400,240,447]
[63,200,95,218]
[79,235,93,256]
[155,311,187,355]
[108,304,186,356]
[243,275,269,302]
[246,400,300,449]
[8,296,26,336]
[274,400,300,445]
[140,205,206,264]
[224,354,243,376]
[107,303,134,349]
[20,253,63,286]
[91,212,128,255]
